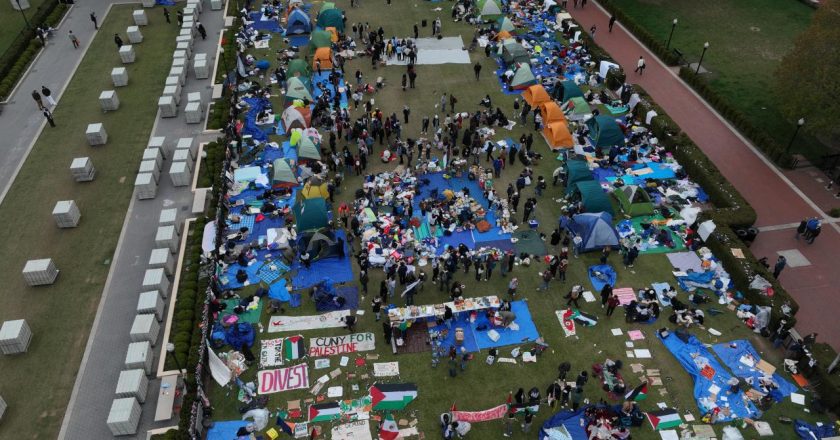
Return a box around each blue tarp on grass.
[248,12,284,33]
[316,285,360,311]
[290,230,354,289]
[588,264,616,292]
[539,407,589,440]
[311,71,349,109]
[429,317,480,354]
[242,97,273,142]
[473,300,540,350]
[207,420,249,440]
[659,331,759,422]
[712,340,798,399]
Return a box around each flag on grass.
[625,381,648,402]
[647,408,681,430]
[285,335,305,361]
[379,413,400,440]
[309,402,341,422]
[369,383,418,410]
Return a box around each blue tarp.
[588,264,616,292]
[242,97,273,142]
[429,317,480,354]
[795,420,836,439]
[225,322,256,349]
[311,72,349,109]
[316,285,360,311]
[675,271,718,292]
[539,407,588,440]
[207,421,249,440]
[652,282,672,307]
[659,332,759,422]
[248,12,284,33]
[291,230,354,289]
[605,163,676,185]
[473,300,540,350]
[268,279,290,301]
[712,340,798,399]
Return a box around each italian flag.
[285,335,305,361]
[308,402,341,422]
[379,413,400,440]
[647,408,681,430]
[370,383,418,410]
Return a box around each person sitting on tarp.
[497,310,517,328]
[655,228,676,248]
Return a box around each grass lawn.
[201,2,828,439]
[0,0,48,57]
[0,5,180,438]
[605,0,831,161]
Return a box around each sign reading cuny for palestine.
[309,332,376,357]
[257,363,310,394]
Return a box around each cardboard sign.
[260,338,284,368]
[331,420,372,440]
[373,362,400,377]
[309,333,376,357]
[452,404,508,422]
[294,422,309,438]
[258,363,310,394]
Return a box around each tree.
[775,0,840,141]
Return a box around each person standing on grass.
[608,15,616,32]
[521,409,533,433]
[565,285,582,308]
[69,30,80,49]
[32,90,44,110]
[177,10,184,26]
[600,284,612,308]
[197,22,207,40]
[606,293,620,317]
[508,277,519,298]
[503,411,515,437]
[114,33,123,48]
[600,246,610,264]
[473,62,482,80]
[557,258,568,283]
[450,94,458,113]
[163,8,171,23]
[635,56,646,75]
[41,85,56,107]
[43,108,56,127]
[440,93,447,112]
[90,11,98,30]
[414,23,419,39]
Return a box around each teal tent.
[317,8,344,32]
[500,39,529,65]
[298,136,321,160]
[564,159,593,195]
[293,197,329,232]
[272,159,297,184]
[560,81,583,102]
[571,180,614,215]
[586,116,625,147]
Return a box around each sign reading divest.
[309,332,375,357]
[257,363,310,394]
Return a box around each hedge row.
[590,0,681,65]
[207,20,238,129]
[0,1,68,101]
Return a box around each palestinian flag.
[309,402,341,422]
[573,310,598,327]
[624,381,648,402]
[508,403,539,415]
[647,408,681,430]
[284,335,305,361]
[370,383,418,410]
[379,413,400,440]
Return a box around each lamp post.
[166,342,184,374]
[786,118,805,153]
[666,18,677,50]
[14,0,32,29]
[695,41,709,74]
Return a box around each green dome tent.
[586,116,625,147]
[298,136,321,160]
[310,30,333,49]
[613,185,655,217]
[477,0,503,20]
[287,59,311,78]
[500,39,529,65]
[317,8,344,32]
[564,159,594,195]
[571,180,614,215]
[562,96,591,121]
[293,198,329,232]
[510,64,537,90]
[560,80,583,102]
[495,16,515,33]
[320,1,335,12]
[285,77,314,103]
[272,159,297,184]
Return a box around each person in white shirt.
[634,56,646,75]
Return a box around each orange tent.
[326,27,339,42]
[543,121,574,150]
[522,84,550,107]
[539,101,566,124]
[495,30,512,41]
[313,47,333,69]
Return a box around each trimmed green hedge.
[590,0,680,65]
[165,218,207,372]
[0,1,68,101]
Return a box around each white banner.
[260,338,284,367]
[331,420,372,440]
[373,362,400,377]
[309,333,375,357]
[257,363,310,394]
[268,310,350,332]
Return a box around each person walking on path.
[114,33,123,48]
[32,90,44,110]
[590,25,596,39]
[69,30,80,49]
[197,22,207,40]
[773,255,787,279]
[608,15,616,32]
[634,56,646,75]
[163,8,171,24]
[805,219,821,245]
[43,108,56,127]
[473,62,482,80]
[41,86,56,107]
[580,0,587,7]
[90,11,98,30]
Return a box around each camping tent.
[281,106,310,132]
[564,159,593,195]
[510,64,537,90]
[310,30,333,49]
[301,181,329,199]
[477,0,503,19]
[298,228,345,259]
[272,159,297,185]
[495,30,513,41]
[543,121,573,150]
[500,40,530,65]
[560,80,583,102]
[312,47,334,69]
[571,181,614,215]
[286,8,312,35]
[317,8,344,32]
[586,116,625,147]
[293,198,330,232]
[287,59,311,78]
[613,185,655,217]
[320,1,335,11]
[495,16,515,33]
[325,27,339,42]
[522,84,551,107]
[298,136,321,161]
[539,101,566,124]
[567,212,620,252]
[562,96,591,121]
[285,77,314,104]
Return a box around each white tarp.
[598,60,620,79]
[386,37,471,66]
[207,344,232,387]
[202,220,217,252]
[698,220,716,241]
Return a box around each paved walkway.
[568,3,840,348]
[56,3,226,439]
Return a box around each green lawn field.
[0,0,48,57]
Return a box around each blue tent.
[539,407,588,439]
[567,212,619,253]
[286,8,312,34]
